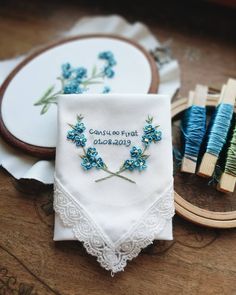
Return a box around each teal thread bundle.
[181,105,207,161]
[206,104,234,157]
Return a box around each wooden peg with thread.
[181,85,208,173]
[198,79,236,178]
[217,120,236,193]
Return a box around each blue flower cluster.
[60,51,116,95]
[67,121,87,147]
[142,124,162,146]
[124,146,147,171]
[62,63,87,94]
[81,147,105,170]
[99,51,116,78]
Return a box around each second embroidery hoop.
[0,34,159,159]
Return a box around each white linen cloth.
[0,15,180,184]
[54,94,174,273]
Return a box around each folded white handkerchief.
[54,94,174,274]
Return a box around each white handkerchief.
[54,94,174,274]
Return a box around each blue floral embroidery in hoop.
[66,115,162,184]
[34,51,116,115]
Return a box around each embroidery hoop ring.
[0,34,159,160]
[172,97,236,228]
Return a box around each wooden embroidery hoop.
[172,97,236,228]
[0,34,159,160]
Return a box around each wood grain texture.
[0,0,236,294]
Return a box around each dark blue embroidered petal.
[124,159,135,171]
[142,134,153,146]
[87,147,98,159]
[130,146,142,158]
[134,158,147,171]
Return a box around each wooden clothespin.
[218,170,236,193]
[181,85,208,173]
[198,79,236,178]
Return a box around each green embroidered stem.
[80,147,135,183]
[34,70,106,114]
[95,146,148,183]
[99,167,136,184]
[95,168,127,183]
[34,87,62,114]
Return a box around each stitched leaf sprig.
[34,51,116,115]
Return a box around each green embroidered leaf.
[141,154,150,160]
[40,103,50,115]
[92,65,97,77]
[68,123,75,129]
[34,85,55,105]
[77,114,84,122]
[84,81,103,85]
[145,115,153,124]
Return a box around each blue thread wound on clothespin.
[181,105,207,161]
[206,103,234,157]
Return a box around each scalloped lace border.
[53,176,175,274]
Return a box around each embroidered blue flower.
[81,147,105,170]
[102,86,111,93]
[104,66,115,78]
[63,80,79,94]
[130,146,142,158]
[95,157,105,168]
[67,130,76,141]
[99,51,116,67]
[124,159,135,171]
[74,67,87,80]
[142,134,153,146]
[74,122,86,133]
[81,157,93,170]
[99,51,114,61]
[87,147,98,159]
[134,158,147,171]
[123,146,147,172]
[108,59,116,66]
[61,63,72,79]
[142,124,162,146]
[144,124,156,135]
[153,130,162,142]
[75,134,87,147]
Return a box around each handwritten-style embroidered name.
[89,129,138,137]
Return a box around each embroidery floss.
[206,103,234,157]
[181,105,206,161]
[198,79,236,177]
[218,119,236,192]
[181,85,208,173]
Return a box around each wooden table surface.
[0,1,236,294]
